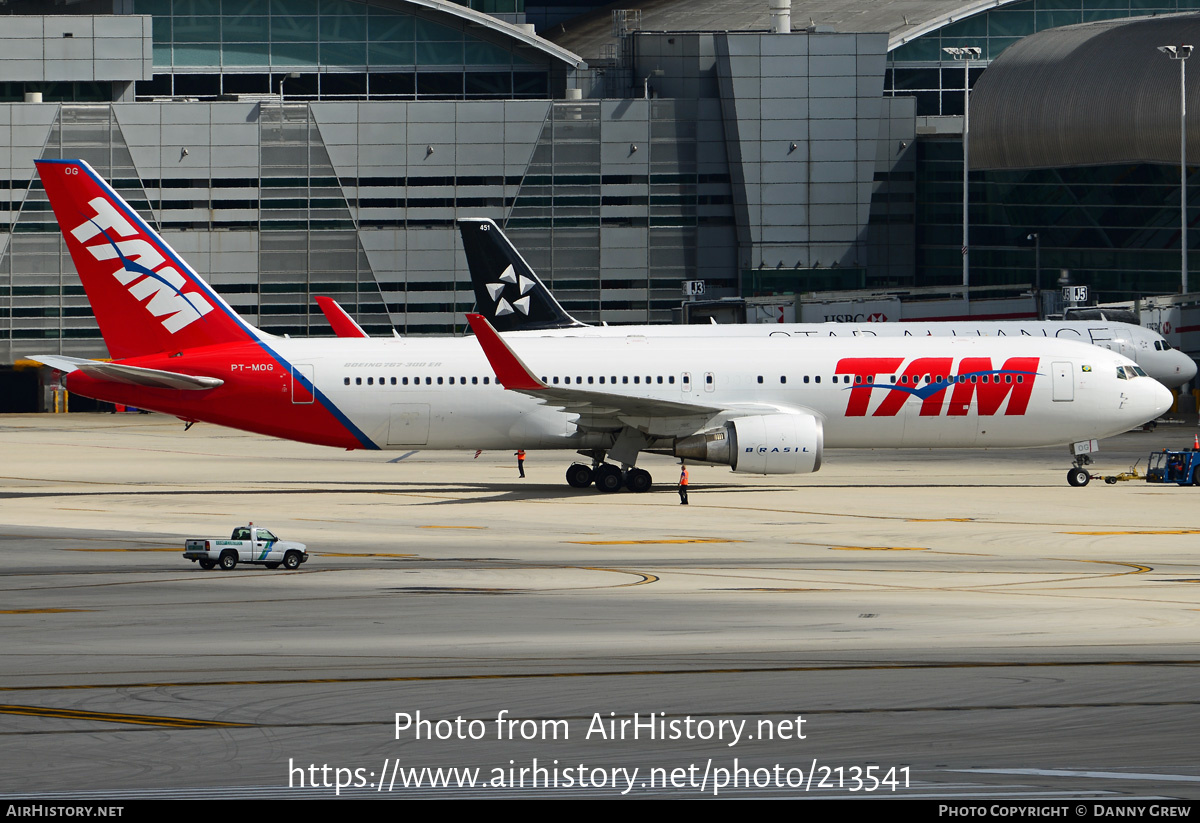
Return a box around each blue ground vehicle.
[1146,449,1200,485]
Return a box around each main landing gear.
[565,463,593,488]
[564,460,653,493]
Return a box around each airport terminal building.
[2,0,1200,408]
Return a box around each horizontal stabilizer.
[28,355,224,391]
[314,295,370,338]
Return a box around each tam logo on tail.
[70,195,214,334]
[37,158,258,359]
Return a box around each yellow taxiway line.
[0,704,250,728]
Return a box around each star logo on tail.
[486,264,536,316]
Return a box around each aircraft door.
[292,364,315,404]
[388,403,430,445]
[681,372,691,395]
[1051,361,1074,401]
[704,372,715,392]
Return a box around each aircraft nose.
[1149,379,1174,418]
[1174,351,1198,384]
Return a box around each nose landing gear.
[1067,441,1096,487]
[1067,466,1091,487]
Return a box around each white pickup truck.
[184,525,308,571]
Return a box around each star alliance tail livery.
[457,218,1197,390]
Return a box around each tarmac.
[1,412,1199,799]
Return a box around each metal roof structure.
[546,0,1023,57]
[970,13,1200,170]
[406,0,587,68]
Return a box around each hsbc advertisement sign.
[799,299,900,324]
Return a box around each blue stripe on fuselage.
[842,369,1042,400]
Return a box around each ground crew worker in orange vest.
[516,449,526,478]
[678,462,688,505]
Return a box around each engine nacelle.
[674,413,823,475]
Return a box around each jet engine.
[673,413,823,474]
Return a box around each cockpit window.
[1133,366,1148,377]
[1117,367,1128,379]
[1119,366,1138,379]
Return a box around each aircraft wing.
[28,355,224,391]
[465,313,723,433]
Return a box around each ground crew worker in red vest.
[678,462,688,505]
[516,449,526,478]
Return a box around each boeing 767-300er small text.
[28,159,1172,493]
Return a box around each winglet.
[314,296,370,338]
[465,313,546,391]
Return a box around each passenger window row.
[344,372,1031,389]
[758,376,844,386]
[340,374,682,387]
[752,374,1026,385]
[344,376,493,386]
[884,373,1024,385]
[540,375,676,385]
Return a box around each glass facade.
[913,140,1196,301]
[2,105,393,345]
[0,83,115,105]
[5,0,1197,360]
[505,100,737,323]
[132,0,550,100]
[5,107,146,346]
[875,1,1200,304]
[257,104,390,335]
[887,0,1200,115]
[0,97,738,355]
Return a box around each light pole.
[1027,232,1042,319]
[944,46,982,304]
[279,71,301,102]
[1158,44,1193,294]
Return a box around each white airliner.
[458,218,1197,390]
[28,160,1171,494]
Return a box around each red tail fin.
[314,295,370,338]
[35,159,259,360]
